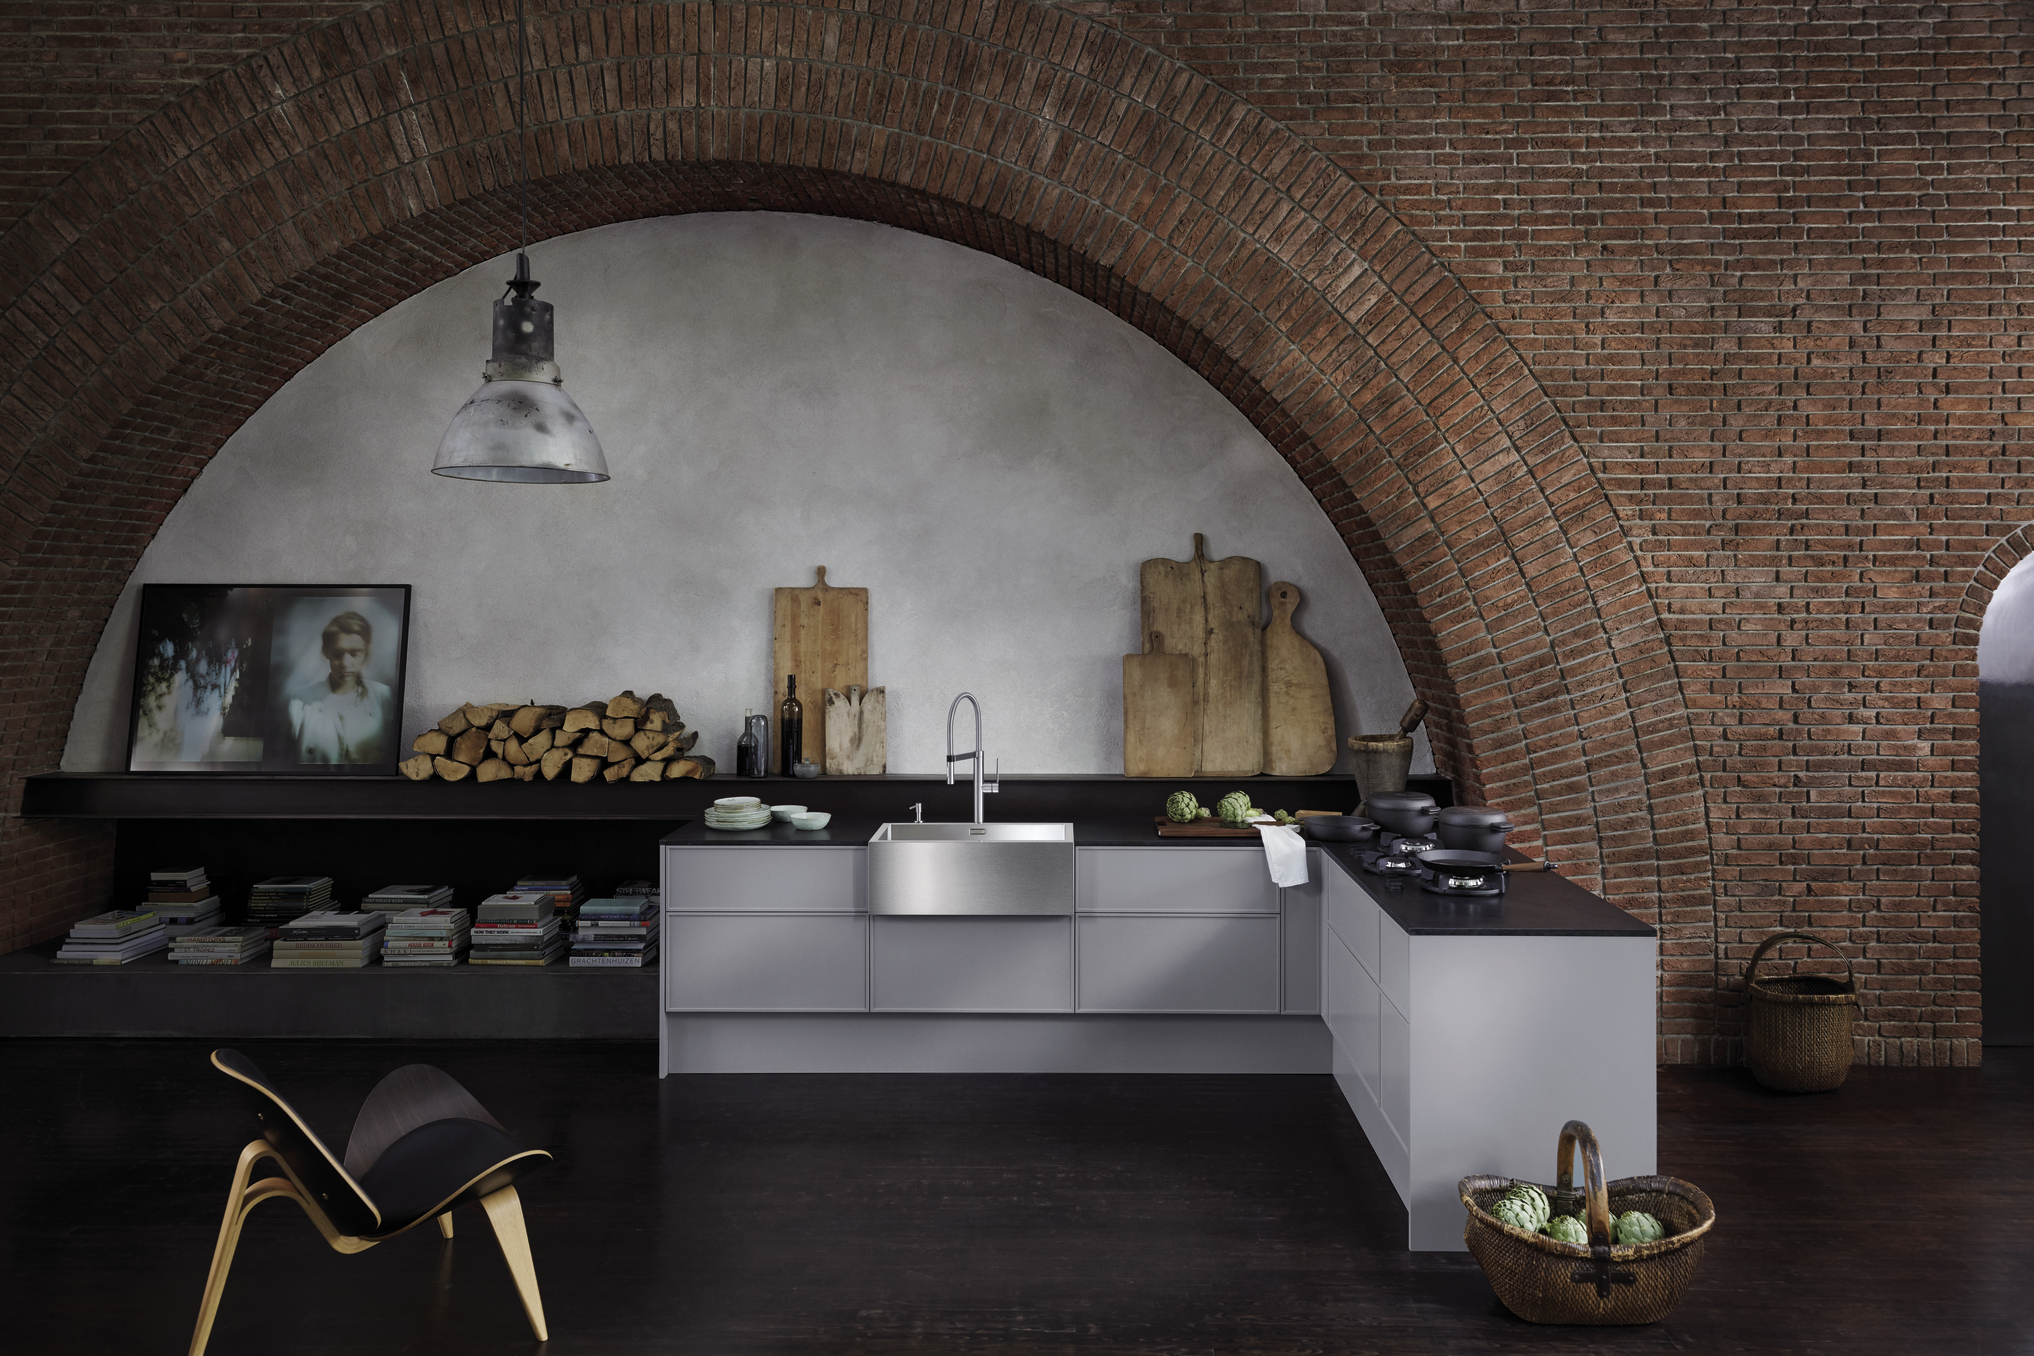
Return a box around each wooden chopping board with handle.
[1262,581,1336,775]
[1137,532,1265,776]
[1122,631,1196,778]
[773,566,868,772]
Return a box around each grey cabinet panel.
[1325,925,1380,1102]
[871,917,1072,1012]
[1380,993,1411,1143]
[1077,847,1277,914]
[1325,857,1378,979]
[1281,868,1321,1013]
[663,913,868,1011]
[664,846,865,912]
[1380,915,1411,1017]
[1075,915,1280,1012]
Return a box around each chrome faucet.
[945,692,999,825]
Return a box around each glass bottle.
[736,709,762,778]
[779,676,803,774]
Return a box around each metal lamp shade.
[433,378,609,483]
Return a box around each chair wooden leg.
[479,1185,548,1341]
[189,1141,276,1356]
[437,1211,456,1240]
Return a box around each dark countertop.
[1316,842,1654,939]
[659,816,1654,939]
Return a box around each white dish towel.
[1256,823,1309,887]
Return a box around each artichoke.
[1613,1210,1665,1245]
[1165,791,1201,824]
[1541,1215,1587,1246]
[1489,1184,1549,1233]
[1216,790,1251,818]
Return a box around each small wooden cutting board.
[1123,631,1196,778]
[823,685,887,775]
[1263,581,1336,775]
[1153,816,1263,838]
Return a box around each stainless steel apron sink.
[868,822,1075,915]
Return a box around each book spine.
[269,958,372,968]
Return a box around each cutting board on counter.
[1137,533,1264,776]
[823,685,887,775]
[773,566,868,772]
[1152,816,1262,838]
[1262,581,1337,775]
[1122,631,1196,778]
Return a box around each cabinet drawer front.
[1077,847,1277,914]
[1075,915,1281,1013]
[663,913,868,1011]
[664,847,865,912]
[1324,925,1380,1101]
[1281,872,1322,1014]
[1379,917,1410,1017]
[1379,996,1411,1144]
[870,917,1072,1012]
[1324,857,1379,979]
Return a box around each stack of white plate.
[704,796,773,831]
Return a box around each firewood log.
[643,693,680,727]
[629,728,667,759]
[488,718,512,740]
[503,735,529,766]
[552,727,584,749]
[475,758,513,783]
[434,756,472,782]
[411,729,448,756]
[450,728,488,765]
[522,728,554,758]
[540,747,574,780]
[602,716,637,740]
[641,710,669,733]
[578,731,611,759]
[437,708,471,737]
[602,757,638,782]
[673,728,699,754]
[629,759,666,782]
[537,706,568,731]
[487,738,505,759]
[509,705,546,737]
[563,705,605,733]
[606,690,644,719]
[398,753,435,780]
[570,754,603,784]
[668,755,714,779]
[460,703,498,730]
[513,763,540,781]
[605,738,633,762]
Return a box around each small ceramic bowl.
[770,804,808,822]
[789,812,831,830]
[791,761,822,779]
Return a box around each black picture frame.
[125,584,413,776]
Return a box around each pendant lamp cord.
[516,0,530,260]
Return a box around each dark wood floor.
[1,1041,2027,1354]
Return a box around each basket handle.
[1555,1120,1616,1247]
[1744,931,1855,993]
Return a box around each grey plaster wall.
[66,214,1427,779]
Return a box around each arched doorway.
[1979,553,2034,1045]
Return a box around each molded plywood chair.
[190,1049,553,1356]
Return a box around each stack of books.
[147,868,220,935]
[363,884,455,918]
[247,876,334,929]
[380,908,472,968]
[570,896,660,968]
[470,892,567,966]
[271,910,386,968]
[53,910,168,965]
[168,926,274,966]
[514,873,586,932]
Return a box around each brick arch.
[1955,526,2034,658]
[0,0,1715,1027]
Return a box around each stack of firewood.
[398,690,713,784]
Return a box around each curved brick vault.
[0,0,1718,1050]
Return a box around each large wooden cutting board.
[1140,533,1263,776]
[773,566,868,772]
[1262,581,1336,775]
[1122,631,1196,778]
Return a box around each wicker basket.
[1460,1121,1715,1325]
[1744,930,1858,1092]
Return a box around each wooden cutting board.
[773,567,868,772]
[1153,816,1263,838]
[1122,631,1196,778]
[1140,533,1263,776]
[1262,581,1336,775]
[823,685,887,775]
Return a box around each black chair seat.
[359,1116,541,1237]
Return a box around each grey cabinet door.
[1325,855,1380,979]
[1281,856,1321,1013]
[1075,915,1281,1012]
[663,913,868,1011]
[870,916,1072,1011]
[1325,923,1381,1102]
[663,846,865,912]
[1077,847,1277,913]
[1380,991,1412,1144]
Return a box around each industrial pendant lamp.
[433,0,608,483]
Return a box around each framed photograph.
[126,584,412,775]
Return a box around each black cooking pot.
[1300,815,1378,844]
[1436,805,1513,854]
[1364,791,1438,837]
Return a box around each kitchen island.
[659,816,1656,1250]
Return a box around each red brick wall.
[1,0,2018,1066]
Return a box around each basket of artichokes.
[1458,1120,1715,1325]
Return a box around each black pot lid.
[1436,805,1513,828]
[1366,791,1436,811]
[1420,849,1505,870]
